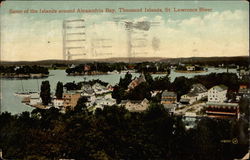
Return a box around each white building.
[29,93,42,106]
[186,65,195,71]
[180,83,207,104]
[208,85,228,103]
[53,99,64,108]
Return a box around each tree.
[40,81,51,105]
[127,82,151,100]
[151,75,171,91]
[118,72,132,89]
[112,85,126,104]
[74,96,88,113]
[172,76,192,101]
[55,82,63,99]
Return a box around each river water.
[0,68,237,114]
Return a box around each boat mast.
[21,79,24,92]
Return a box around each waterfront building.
[81,84,95,96]
[63,92,81,109]
[53,99,64,108]
[29,93,42,106]
[186,65,195,71]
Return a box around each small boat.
[14,91,37,97]
[14,79,39,97]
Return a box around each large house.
[63,92,81,109]
[121,98,149,112]
[127,74,146,91]
[161,90,177,113]
[180,83,207,104]
[208,85,228,103]
[81,84,94,96]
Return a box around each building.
[63,92,81,109]
[53,99,64,108]
[208,85,228,103]
[81,84,94,96]
[186,65,195,71]
[121,98,149,112]
[127,74,146,90]
[238,84,250,94]
[239,69,250,77]
[161,91,177,113]
[206,102,239,119]
[150,90,162,97]
[161,91,177,104]
[92,83,109,94]
[180,83,207,104]
[29,93,42,106]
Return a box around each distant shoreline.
[0,73,49,79]
[174,70,207,73]
[0,56,248,65]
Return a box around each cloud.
[1,9,248,61]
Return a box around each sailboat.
[14,79,38,97]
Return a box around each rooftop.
[211,85,228,91]
[162,90,176,97]
[206,102,238,107]
[190,83,207,94]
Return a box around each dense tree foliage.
[40,81,51,105]
[127,82,151,100]
[64,80,109,91]
[134,62,171,74]
[65,63,128,75]
[192,73,239,91]
[0,102,248,160]
[64,81,81,91]
[172,76,192,101]
[0,65,49,74]
[65,62,172,75]
[55,82,63,99]
[118,72,132,89]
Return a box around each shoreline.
[174,70,207,73]
[0,73,49,79]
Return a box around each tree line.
[112,72,243,103]
[65,62,171,75]
[0,101,248,160]
[0,65,49,75]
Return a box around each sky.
[0,0,249,61]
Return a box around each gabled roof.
[162,90,176,97]
[190,83,207,93]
